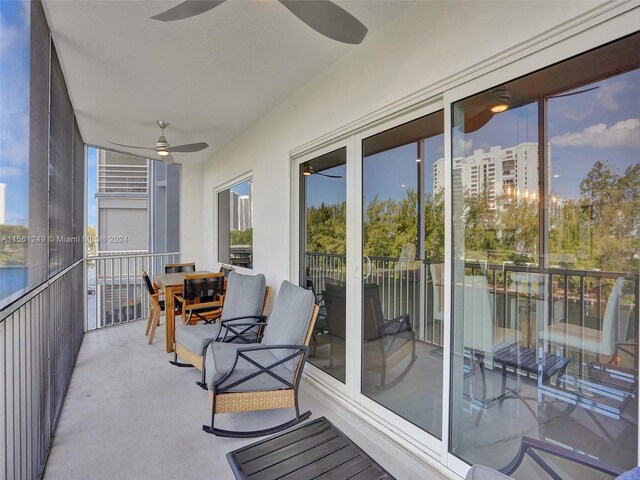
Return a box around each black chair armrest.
[378,313,411,336]
[220,315,267,324]
[214,345,309,393]
[218,316,268,342]
[500,436,625,477]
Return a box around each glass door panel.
[300,148,347,383]
[361,111,444,439]
[449,41,639,473]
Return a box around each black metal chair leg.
[169,350,195,368]
[202,411,312,438]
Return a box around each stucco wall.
[181,0,637,290]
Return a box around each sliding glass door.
[449,36,639,473]
[361,111,444,439]
[300,148,347,383]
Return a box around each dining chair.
[176,273,226,325]
[143,271,164,345]
[164,262,196,274]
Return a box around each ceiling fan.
[108,120,209,163]
[151,0,368,45]
[302,165,342,178]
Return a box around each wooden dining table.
[153,270,214,353]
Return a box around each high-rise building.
[434,142,542,207]
[238,194,252,231]
[230,191,239,230]
[0,183,6,225]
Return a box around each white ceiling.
[42,0,411,164]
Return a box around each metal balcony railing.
[304,253,639,354]
[86,251,179,330]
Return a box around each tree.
[231,228,253,246]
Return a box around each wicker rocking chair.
[171,272,269,377]
[202,281,319,438]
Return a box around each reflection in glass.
[450,36,639,475]
[0,0,32,306]
[362,112,444,439]
[301,148,347,383]
[218,179,253,268]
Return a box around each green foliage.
[306,203,346,254]
[303,159,639,274]
[577,161,640,272]
[363,189,418,258]
[231,228,253,246]
[0,224,28,265]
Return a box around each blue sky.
[0,0,30,226]
[2,0,638,228]
[87,147,97,227]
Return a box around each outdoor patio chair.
[219,263,234,278]
[175,273,225,325]
[164,262,196,274]
[171,272,269,377]
[317,282,346,369]
[143,271,164,345]
[466,436,627,479]
[362,283,417,389]
[463,275,520,406]
[202,280,319,437]
[545,276,630,360]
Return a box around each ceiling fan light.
[490,103,509,113]
[157,150,169,156]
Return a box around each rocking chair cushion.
[262,281,315,350]
[221,272,266,322]
[175,324,219,354]
[205,342,294,392]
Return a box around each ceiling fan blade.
[167,142,209,153]
[317,172,342,179]
[278,0,367,45]
[151,0,226,22]
[108,141,156,152]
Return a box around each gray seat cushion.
[176,272,266,354]
[465,465,513,480]
[175,324,219,355]
[221,271,266,321]
[262,281,315,349]
[205,342,294,392]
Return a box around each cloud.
[596,81,626,111]
[453,138,473,156]
[0,166,24,181]
[550,118,640,148]
[0,13,19,53]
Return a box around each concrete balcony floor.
[43,319,446,480]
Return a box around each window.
[218,179,253,268]
[450,33,639,472]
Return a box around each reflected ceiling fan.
[108,121,209,164]
[302,165,342,178]
[151,0,368,45]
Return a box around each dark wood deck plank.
[235,421,332,464]
[348,465,389,480]
[226,417,395,480]
[249,436,348,480]
[243,428,342,475]
[278,445,360,480]
[314,454,373,480]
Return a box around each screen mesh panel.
[73,118,84,261]
[49,43,74,275]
